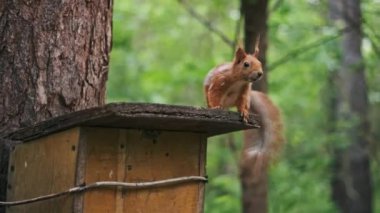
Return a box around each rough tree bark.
[0,0,112,133]
[240,0,269,212]
[329,0,373,212]
[0,0,113,208]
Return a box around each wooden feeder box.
[5,103,258,213]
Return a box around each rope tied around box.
[0,176,208,207]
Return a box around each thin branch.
[268,28,348,71]
[364,32,380,58]
[362,20,380,58]
[363,19,380,43]
[270,0,284,12]
[177,0,234,48]
[231,1,243,57]
[0,176,207,207]
[232,17,243,49]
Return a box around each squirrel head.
[233,47,263,82]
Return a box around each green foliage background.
[107,0,380,212]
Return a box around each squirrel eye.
[243,62,250,68]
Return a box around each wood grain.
[6,127,209,213]
[7,128,79,213]
[123,130,203,213]
[80,128,207,213]
[197,134,207,213]
[82,127,120,213]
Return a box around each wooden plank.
[115,129,127,213]
[123,130,203,213]
[7,128,80,213]
[72,128,88,212]
[82,127,123,213]
[79,128,207,213]
[5,103,259,142]
[197,134,207,213]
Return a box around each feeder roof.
[6,103,259,142]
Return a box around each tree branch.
[270,0,284,12]
[268,28,348,71]
[231,0,243,57]
[177,0,234,48]
[362,20,380,58]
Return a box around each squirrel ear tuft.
[254,34,260,57]
[234,47,247,64]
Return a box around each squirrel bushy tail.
[241,90,285,172]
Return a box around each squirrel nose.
[257,72,263,78]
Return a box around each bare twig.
[362,21,380,58]
[0,176,207,207]
[177,0,234,48]
[231,0,243,56]
[363,19,380,43]
[270,0,284,12]
[232,16,243,56]
[268,28,348,71]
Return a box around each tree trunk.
[0,0,113,208]
[242,0,268,93]
[0,0,112,134]
[240,0,269,212]
[329,0,373,212]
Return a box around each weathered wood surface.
[197,135,207,213]
[81,127,120,213]
[123,130,203,213]
[7,128,79,213]
[6,127,210,213]
[71,128,207,213]
[5,103,259,142]
[3,103,259,212]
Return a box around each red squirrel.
[204,43,284,165]
[204,45,263,122]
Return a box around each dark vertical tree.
[0,0,113,208]
[329,0,373,212]
[240,0,269,212]
[242,0,268,93]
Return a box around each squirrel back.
[203,63,233,107]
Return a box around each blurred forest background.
[107,0,380,212]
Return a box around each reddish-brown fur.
[203,47,263,122]
[204,47,285,168]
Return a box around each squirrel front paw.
[211,106,223,110]
[240,110,249,123]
